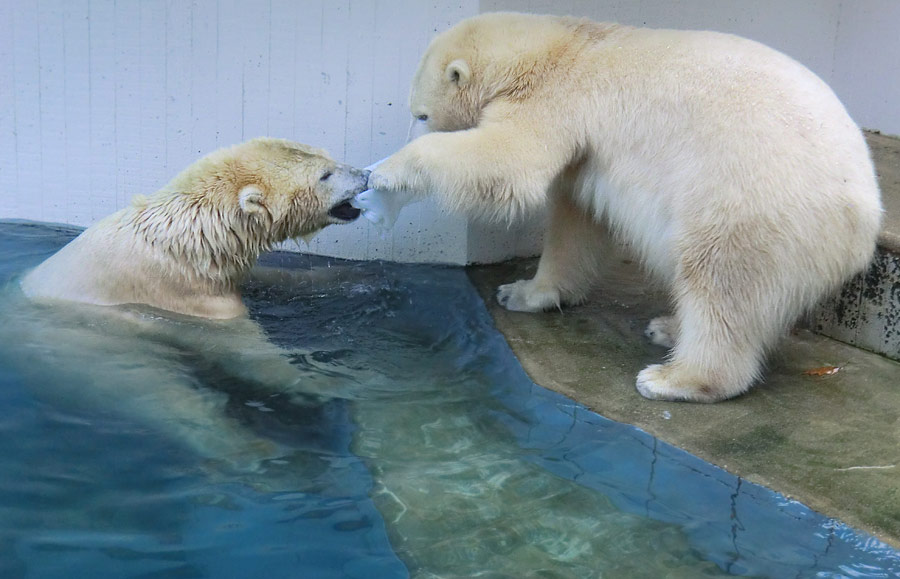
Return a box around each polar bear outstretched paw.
[644,316,677,348]
[496,279,561,312]
[635,364,724,403]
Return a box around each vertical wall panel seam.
[342,1,351,163]
[87,0,93,218]
[364,0,376,259]
[138,1,143,203]
[164,1,169,173]
[36,1,45,219]
[266,0,272,136]
[240,0,245,142]
[61,5,67,221]
[831,2,843,97]
[11,4,20,209]
[214,1,220,147]
[291,2,298,145]
[112,0,119,209]
[188,2,194,156]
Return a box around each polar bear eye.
[320,171,333,181]
[416,114,428,122]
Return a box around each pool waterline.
[0,220,898,577]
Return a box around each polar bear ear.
[445,59,471,88]
[238,184,265,214]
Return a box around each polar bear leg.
[497,193,604,312]
[153,385,281,471]
[636,280,767,402]
[114,362,281,471]
[636,334,764,403]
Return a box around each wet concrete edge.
[467,259,900,549]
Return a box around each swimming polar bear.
[11,139,368,468]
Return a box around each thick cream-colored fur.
[370,13,883,402]
[22,137,368,319]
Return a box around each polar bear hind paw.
[496,279,561,312]
[635,364,725,403]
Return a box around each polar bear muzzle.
[324,166,369,222]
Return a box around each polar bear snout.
[324,166,369,222]
[325,165,369,198]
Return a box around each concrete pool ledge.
[813,132,900,361]
[469,131,900,549]
[467,257,900,550]
[869,131,900,255]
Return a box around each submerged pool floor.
[0,221,898,578]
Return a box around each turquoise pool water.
[0,220,898,578]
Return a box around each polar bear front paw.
[496,279,561,312]
[367,154,413,193]
[644,316,677,349]
[367,167,397,192]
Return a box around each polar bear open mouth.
[328,201,362,222]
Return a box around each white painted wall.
[830,0,900,138]
[2,1,897,266]
[0,0,508,265]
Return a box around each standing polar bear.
[23,137,368,319]
[369,13,883,402]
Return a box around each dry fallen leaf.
[802,365,843,377]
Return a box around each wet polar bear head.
[22,138,369,319]
[151,137,367,245]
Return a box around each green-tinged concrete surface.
[467,257,900,548]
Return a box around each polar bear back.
[557,25,881,284]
